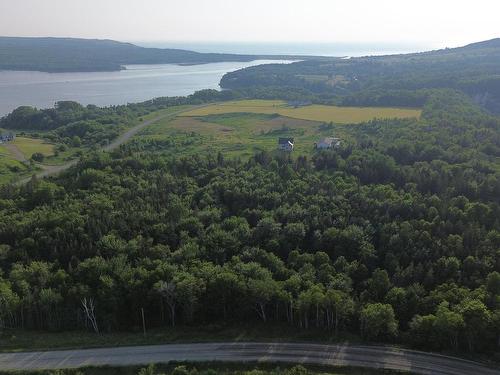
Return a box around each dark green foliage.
[31,153,45,162]
[0,101,136,147]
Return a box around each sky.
[0,0,499,49]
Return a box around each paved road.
[15,106,198,185]
[0,342,498,375]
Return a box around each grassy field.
[0,137,54,184]
[0,144,10,158]
[136,112,355,158]
[11,137,54,158]
[0,156,28,184]
[134,100,422,158]
[180,100,421,123]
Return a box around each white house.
[0,133,15,144]
[278,137,294,152]
[315,137,341,150]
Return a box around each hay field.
[180,100,421,123]
[12,137,54,158]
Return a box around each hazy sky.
[0,0,499,48]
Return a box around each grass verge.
[0,361,409,375]
[0,323,361,352]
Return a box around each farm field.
[180,99,422,123]
[11,137,54,158]
[136,111,353,157]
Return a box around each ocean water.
[0,60,293,117]
[135,41,433,57]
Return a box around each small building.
[0,133,15,144]
[315,137,341,150]
[278,137,294,152]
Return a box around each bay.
[0,60,293,117]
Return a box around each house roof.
[278,137,294,144]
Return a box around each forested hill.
[0,37,319,73]
[220,38,500,113]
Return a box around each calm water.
[137,41,434,57]
[0,60,293,117]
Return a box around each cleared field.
[181,100,422,123]
[136,112,350,158]
[11,137,54,158]
[169,117,234,134]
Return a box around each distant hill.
[456,38,500,50]
[0,37,318,73]
[220,38,500,113]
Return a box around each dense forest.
[0,88,499,358]
[221,39,500,113]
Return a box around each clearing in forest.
[180,99,422,123]
[136,112,350,157]
[11,137,54,158]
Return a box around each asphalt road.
[0,342,498,375]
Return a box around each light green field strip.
[180,100,422,124]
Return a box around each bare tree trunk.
[258,303,267,322]
[160,296,164,324]
[168,303,176,327]
[467,336,473,352]
[81,298,99,334]
[335,309,339,336]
